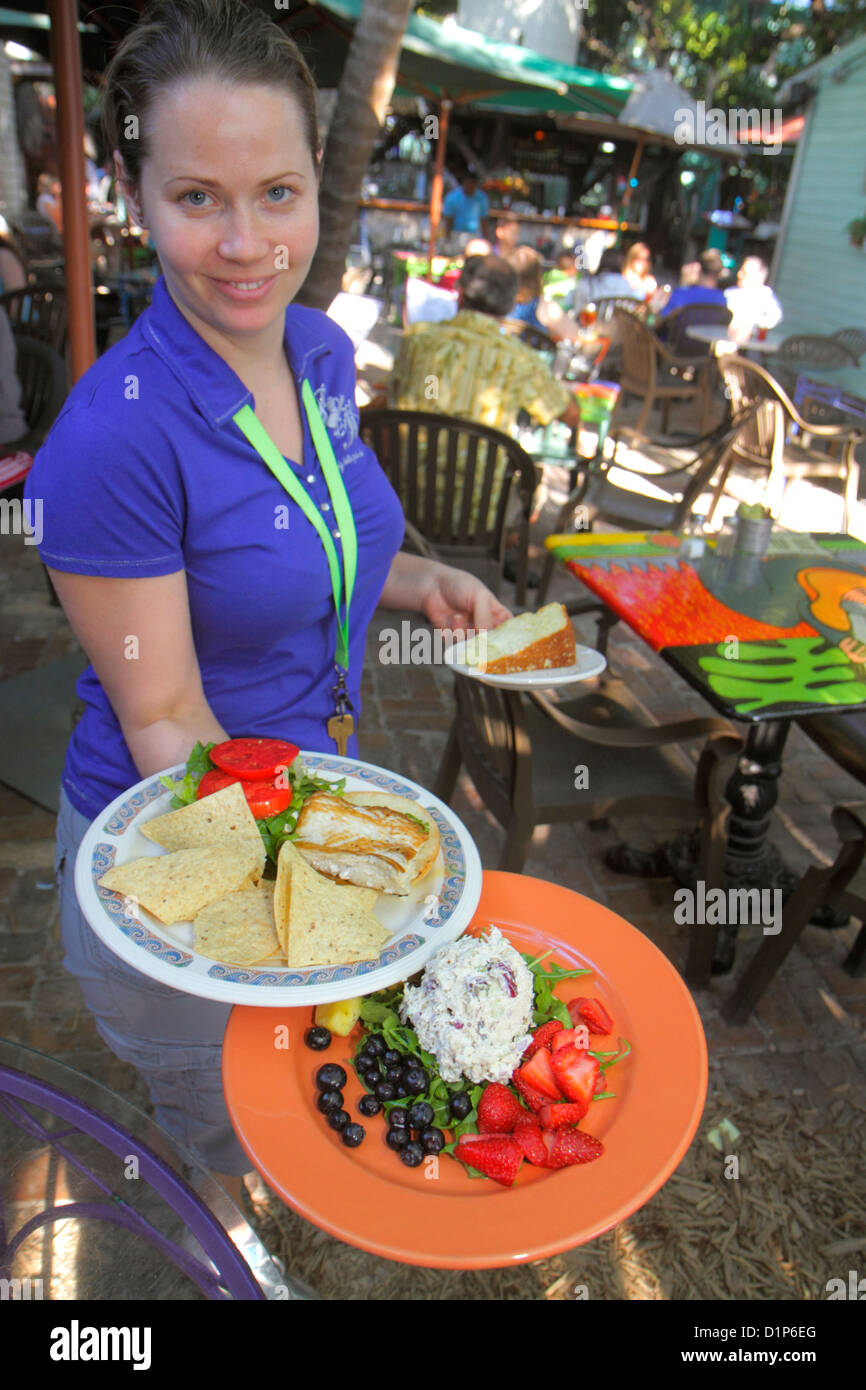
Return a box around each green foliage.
[581,0,866,110]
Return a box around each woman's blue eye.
[267,185,292,204]
[183,190,210,206]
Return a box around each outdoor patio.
[1,406,865,1294]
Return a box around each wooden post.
[426,98,451,276]
[619,134,647,237]
[48,0,96,381]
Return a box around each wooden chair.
[610,308,719,439]
[719,355,863,528]
[359,408,537,604]
[0,287,67,353]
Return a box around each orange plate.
[222,872,707,1269]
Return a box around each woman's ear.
[112,150,145,224]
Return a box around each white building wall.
[457,0,581,65]
[773,51,866,397]
[0,52,27,219]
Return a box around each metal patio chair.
[433,640,743,983]
[832,328,866,365]
[720,355,863,528]
[535,406,763,604]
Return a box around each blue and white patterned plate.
[74,753,482,1007]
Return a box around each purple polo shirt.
[25,276,405,819]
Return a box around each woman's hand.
[420,563,512,633]
[380,553,511,633]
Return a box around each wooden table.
[545,527,866,973]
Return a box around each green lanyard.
[232,379,358,674]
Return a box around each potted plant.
[846,214,866,249]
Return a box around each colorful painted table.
[545,528,866,971]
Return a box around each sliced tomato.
[242,781,292,819]
[196,769,238,799]
[196,768,292,819]
[210,737,300,782]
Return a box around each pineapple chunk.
[315,997,362,1037]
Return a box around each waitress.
[25,0,509,1200]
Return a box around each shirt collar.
[140,275,332,429]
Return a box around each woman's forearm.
[124,705,229,780]
[378,552,443,612]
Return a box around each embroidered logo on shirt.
[314,385,359,446]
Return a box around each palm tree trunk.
[298,0,416,310]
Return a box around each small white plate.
[443,640,606,690]
[74,753,482,1007]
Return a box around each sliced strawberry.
[593,1071,608,1095]
[513,1122,548,1166]
[522,1019,564,1061]
[512,1070,550,1113]
[550,1045,600,1107]
[568,997,615,1036]
[513,1110,538,1130]
[538,1100,589,1129]
[518,1047,562,1100]
[477,1082,524,1134]
[454,1134,523,1187]
[553,1024,591,1052]
[541,1128,604,1168]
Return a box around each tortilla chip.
[140,782,265,880]
[98,845,261,925]
[274,840,389,968]
[194,882,280,965]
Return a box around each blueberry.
[305,1026,331,1051]
[386,1127,409,1149]
[388,1107,410,1130]
[342,1123,365,1147]
[355,1050,375,1071]
[327,1108,350,1131]
[317,1088,343,1114]
[419,1126,445,1154]
[400,1141,424,1167]
[316,1063,347,1091]
[358,1094,381,1117]
[365,1035,386,1056]
[383,1049,402,1066]
[374,1081,396,1103]
[383,1063,404,1085]
[404,1066,428,1094]
[407,1101,434,1130]
[360,1067,380,1090]
[450,1092,471,1121]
